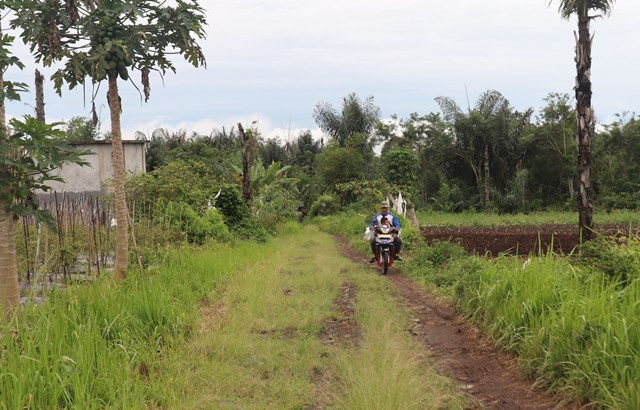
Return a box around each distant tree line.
[133,91,640,218]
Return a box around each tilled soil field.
[421,224,640,256]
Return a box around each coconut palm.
[550,0,615,240]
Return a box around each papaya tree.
[10,0,207,279]
[549,0,615,240]
[1,19,89,319]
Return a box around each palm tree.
[550,0,615,240]
[313,93,381,150]
[436,90,532,211]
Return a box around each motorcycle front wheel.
[382,251,389,275]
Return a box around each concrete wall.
[44,140,146,194]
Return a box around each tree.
[316,147,365,196]
[289,129,323,174]
[382,149,419,188]
[0,115,89,319]
[313,93,381,159]
[64,116,100,141]
[237,123,257,202]
[594,113,640,210]
[550,0,615,239]
[11,0,207,279]
[525,93,576,206]
[436,90,532,211]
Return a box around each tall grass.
[0,239,273,408]
[455,250,640,407]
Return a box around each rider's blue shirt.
[369,212,401,229]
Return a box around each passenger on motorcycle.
[368,201,403,263]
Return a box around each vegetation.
[1,224,469,408]
[2,1,640,408]
[326,211,640,408]
[0,114,89,319]
[550,0,616,239]
[0,237,267,408]
[10,0,208,280]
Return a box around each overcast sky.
[4,0,639,141]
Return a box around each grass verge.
[0,236,277,408]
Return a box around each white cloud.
[3,0,639,136]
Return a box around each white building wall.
[44,141,146,194]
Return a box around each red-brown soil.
[422,223,639,256]
[337,236,575,409]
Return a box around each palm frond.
[551,0,615,19]
[435,96,463,122]
[475,89,509,118]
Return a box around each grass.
[455,253,640,408]
[3,220,470,408]
[333,267,465,409]
[0,237,274,408]
[152,224,467,409]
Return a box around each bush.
[309,194,340,217]
[203,208,231,242]
[577,234,640,286]
[156,201,231,245]
[214,184,251,226]
[406,240,468,287]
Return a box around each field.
[418,210,640,255]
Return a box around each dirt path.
[337,237,572,409]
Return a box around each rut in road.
[338,236,575,409]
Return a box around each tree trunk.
[0,204,20,321]
[237,123,252,202]
[575,17,594,240]
[483,144,491,211]
[0,35,20,319]
[35,69,46,123]
[108,73,129,280]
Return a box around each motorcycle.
[374,225,396,275]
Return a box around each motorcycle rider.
[368,200,403,263]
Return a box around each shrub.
[155,201,231,245]
[309,194,340,217]
[406,240,468,287]
[203,208,231,242]
[577,233,640,286]
[214,184,251,226]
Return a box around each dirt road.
[337,237,572,409]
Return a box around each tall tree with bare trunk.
[550,0,615,240]
[10,0,207,280]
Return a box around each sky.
[4,0,639,142]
